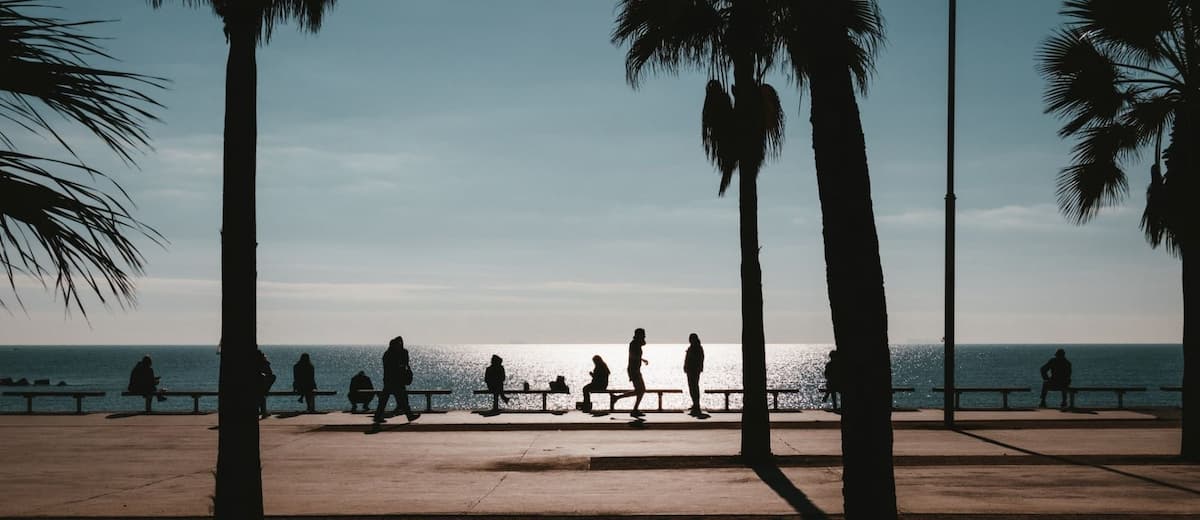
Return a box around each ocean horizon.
[0,343,1184,413]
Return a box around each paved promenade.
[0,409,1196,519]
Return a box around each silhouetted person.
[684,333,705,415]
[485,354,509,410]
[822,350,841,408]
[348,371,374,412]
[1039,348,1073,408]
[127,355,166,402]
[292,353,317,412]
[612,328,648,416]
[374,336,418,423]
[549,375,569,393]
[579,355,610,412]
[258,350,276,418]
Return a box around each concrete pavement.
[0,410,1195,518]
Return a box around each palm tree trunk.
[731,54,771,461]
[214,15,263,519]
[809,61,897,517]
[1184,245,1198,460]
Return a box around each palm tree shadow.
[750,460,830,519]
[953,429,1200,496]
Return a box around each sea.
[0,344,1184,413]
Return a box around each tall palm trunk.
[809,54,897,516]
[1185,245,1197,459]
[214,13,262,519]
[733,57,771,461]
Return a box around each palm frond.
[760,83,784,159]
[779,0,885,96]
[611,0,725,89]
[0,0,166,162]
[1039,28,1129,136]
[0,151,162,315]
[1140,163,1179,255]
[149,0,336,46]
[1055,160,1128,224]
[1060,0,1173,63]
[701,79,737,195]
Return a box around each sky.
[0,0,1183,345]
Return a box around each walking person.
[257,350,276,418]
[485,355,510,410]
[611,328,648,417]
[292,353,317,413]
[684,333,705,415]
[578,355,610,412]
[373,336,419,424]
[1039,348,1073,408]
[821,350,841,408]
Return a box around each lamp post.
[944,0,957,428]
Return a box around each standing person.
[684,333,705,415]
[1039,348,1073,409]
[127,355,167,402]
[257,350,276,418]
[822,350,843,409]
[374,336,419,423]
[484,355,510,410]
[611,328,648,416]
[578,355,610,412]
[292,353,317,412]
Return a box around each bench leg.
[542,393,548,411]
[954,391,961,410]
[25,396,33,414]
[723,394,730,411]
[425,394,433,412]
[492,393,499,411]
[192,396,201,414]
[144,396,152,413]
[1117,391,1124,409]
[1069,391,1076,409]
[656,392,664,411]
[1001,392,1009,410]
[771,392,779,411]
[75,396,83,415]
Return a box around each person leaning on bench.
[1039,348,1072,409]
[577,355,610,413]
[348,371,374,412]
[611,328,649,417]
[128,355,167,402]
[485,355,510,408]
[684,333,705,416]
[292,353,317,412]
[258,350,276,418]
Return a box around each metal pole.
[944,0,957,427]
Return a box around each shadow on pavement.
[953,429,1200,496]
[751,460,830,519]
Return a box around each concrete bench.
[3,391,105,414]
[1067,386,1146,409]
[932,386,1030,410]
[473,389,568,411]
[352,389,452,412]
[588,389,684,412]
[123,391,217,413]
[704,388,800,411]
[821,387,916,410]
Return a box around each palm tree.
[612,0,784,460]
[149,1,336,516]
[775,1,896,516]
[1040,0,1198,459]
[0,0,163,315]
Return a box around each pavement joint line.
[583,454,1198,471]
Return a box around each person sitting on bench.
[577,355,609,413]
[348,371,374,412]
[1039,348,1072,408]
[485,355,509,408]
[128,355,167,402]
